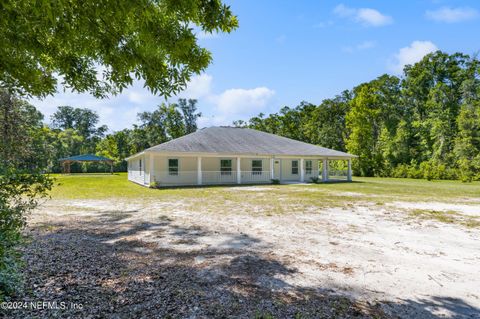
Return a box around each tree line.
[2,51,479,181]
[0,97,202,173]
[235,51,480,182]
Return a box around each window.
[139,159,142,175]
[168,159,178,175]
[305,160,312,174]
[220,159,232,175]
[252,160,262,175]
[292,160,298,175]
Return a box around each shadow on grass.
[9,210,479,319]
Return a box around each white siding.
[278,158,319,182]
[127,153,324,187]
[280,158,300,181]
[150,155,197,186]
[128,156,146,185]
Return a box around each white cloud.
[389,41,438,74]
[179,75,276,126]
[177,73,213,99]
[29,83,161,131]
[426,7,479,23]
[333,4,356,17]
[313,20,334,28]
[30,72,275,131]
[213,87,275,116]
[357,40,376,50]
[343,40,376,53]
[334,4,393,27]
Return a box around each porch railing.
[203,171,237,185]
[328,169,348,180]
[241,171,272,183]
[152,170,273,186]
[151,169,348,186]
[152,171,198,186]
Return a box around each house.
[126,126,356,187]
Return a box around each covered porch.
[129,153,352,187]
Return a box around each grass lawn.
[49,172,480,203]
[48,173,480,226]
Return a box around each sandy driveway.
[16,193,480,318]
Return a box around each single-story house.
[126,126,356,187]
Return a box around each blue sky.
[31,0,480,131]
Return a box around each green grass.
[410,209,459,224]
[45,173,480,226]
[48,173,480,203]
[322,177,480,201]
[409,209,480,228]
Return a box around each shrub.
[391,164,408,178]
[406,164,422,179]
[0,170,53,301]
[457,159,474,182]
[270,179,280,185]
[420,161,437,181]
[309,176,320,183]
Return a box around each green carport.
[59,154,114,174]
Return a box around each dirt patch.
[390,201,480,217]
[9,198,480,318]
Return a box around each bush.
[391,164,409,178]
[457,159,474,182]
[0,170,53,301]
[270,179,280,185]
[309,176,320,183]
[150,181,163,188]
[419,161,436,181]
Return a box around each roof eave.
[136,149,357,159]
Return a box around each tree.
[0,91,52,299]
[51,106,107,155]
[97,129,133,171]
[454,75,480,181]
[345,75,401,176]
[137,99,202,147]
[0,0,238,98]
[401,52,471,165]
[178,99,202,134]
[304,91,351,151]
[0,1,237,299]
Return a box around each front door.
[273,159,281,180]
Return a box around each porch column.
[300,158,305,182]
[270,158,274,179]
[322,159,328,182]
[149,154,154,184]
[347,159,352,181]
[197,157,202,185]
[236,157,241,184]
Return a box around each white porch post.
[197,157,202,185]
[236,157,241,184]
[270,158,274,179]
[322,159,328,182]
[149,153,154,185]
[300,158,305,182]
[347,159,352,181]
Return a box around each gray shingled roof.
[144,127,355,158]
